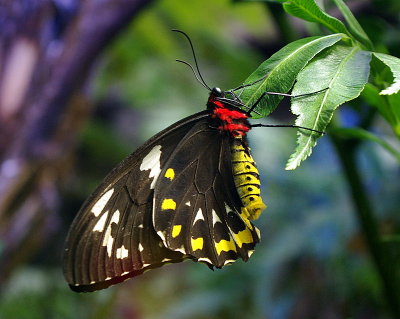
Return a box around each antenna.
[175,59,210,90]
[172,29,212,91]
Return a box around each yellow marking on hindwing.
[215,237,237,255]
[172,225,182,238]
[240,208,253,229]
[161,198,176,210]
[232,228,254,248]
[165,168,175,180]
[191,237,204,251]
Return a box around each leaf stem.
[330,133,400,318]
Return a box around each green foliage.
[236,0,400,169]
[330,127,400,163]
[239,34,343,117]
[374,53,400,95]
[332,0,372,49]
[282,0,350,35]
[287,45,371,169]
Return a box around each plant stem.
[330,133,400,318]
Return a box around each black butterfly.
[63,82,266,291]
[63,30,321,292]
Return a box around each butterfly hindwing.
[153,120,260,268]
[63,112,209,292]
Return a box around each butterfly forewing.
[153,121,260,267]
[63,112,209,292]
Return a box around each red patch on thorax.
[208,96,251,136]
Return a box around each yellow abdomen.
[231,139,266,220]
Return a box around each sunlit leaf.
[361,84,391,122]
[374,53,400,95]
[286,45,371,170]
[282,0,350,35]
[237,34,343,118]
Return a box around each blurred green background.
[0,0,399,318]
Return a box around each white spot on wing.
[212,209,222,226]
[93,211,109,232]
[138,243,144,252]
[140,145,162,189]
[193,208,205,224]
[224,203,234,214]
[102,210,121,257]
[110,210,120,224]
[198,257,212,264]
[248,250,254,258]
[157,230,166,242]
[91,189,114,216]
[185,201,191,206]
[223,259,236,266]
[175,245,186,254]
[116,245,129,259]
[138,224,143,228]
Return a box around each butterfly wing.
[63,111,209,292]
[153,120,260,268]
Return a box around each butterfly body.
[64,88,266,292]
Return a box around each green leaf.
[373,53,400,95]
[330,127,400,163]
[387,93,400,137]
[362,84,400,138]
[237,34,343,118]
[286,46,371,170]
[361,84,391,122]
[332,0,373,50]
[282,0,350,35]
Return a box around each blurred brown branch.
[0,0,154,287]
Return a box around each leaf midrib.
[295,46,360,160]
[245,34,341,106]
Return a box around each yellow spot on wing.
[172,225,182,238]
[232,228,254,248]
[165,168,175,180]
[191,237,204,251]
[215,237,237,255]
[161,199,176,210]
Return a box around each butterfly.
[63,30,321,292]
[63,83,267,292]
